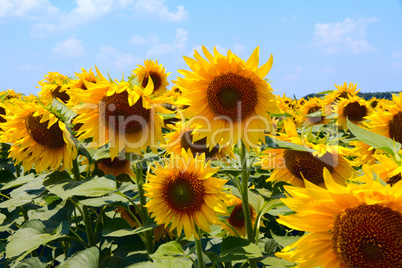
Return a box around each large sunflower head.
[73,69,165,159]
[258,119,353,187]
[275,168,402,267]
[334,95,371,130]
[37,72,79,107]
[144,150,229,239]
[175,46,281,149]
[130,59,170,96]
[366,93,402,144]
[0,100,77,173]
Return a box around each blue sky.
[1,0,402,98]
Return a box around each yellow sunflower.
[97,157,135,178]
[131,59,170,96]
[71,68,99,91]
[37,72,74,106]
[221,195,256,238]
[348,140,378,167]
[0,89,22,101]
[143,150,229,239]
[297,97,328,126]
[0,100,77,173]
[73,69,165,159]
[175,46,281,149]
[258,119,353,187]
[334,95,371,129]
[369,154,402,186]
[366,93,402,144]
[164,122,232,161]
[327,82,361,102]
[275,168,402,268]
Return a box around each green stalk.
[72,158,81,181]
[195,225,205,268]
[240,141,257,268]
[134,161,154,255]
[83,205,96,247]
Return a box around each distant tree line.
[303,91,400,100]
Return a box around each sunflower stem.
[134,161,154,255]
[72,158,81,181]
[195,225,205,268]
[82,205,96,247]
[240,141,257,268]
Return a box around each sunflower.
[37,72,73,106]
[131,59,170,96]
[164,122,232,161]
[366,93,402,144]
[97,157,135,178]
[258,119,353,187]
[275,168,402,268]
[221,195,256,237]
[73,69,165,159]
[334,95,371,130]
[348,140,378,167]
[369,154,402,186]
[71,68,99,91]
[143,150,229,239]
[175,46,281,149]
[0,100,77,173]
[326,82,361,102]
[297,97,328,126]
[0,89,22,101]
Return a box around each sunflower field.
[0,47,401,268]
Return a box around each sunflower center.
[51,86,70,103]
[0,107,6,123]
[100,157,128,168]
[332,204,402,268]
[283,150,334,185]
[388,173,401,186]
[25,112,65,148]
[180,130,219,159]
[307,106,324,124]
[165,172,205,214]
[207,73,257,121]
[370,100,378,108]
[101,90,150,134]
[388,111,402,144]
[141,72,162,93]
[336,91,349,101]
[343,102,367,122]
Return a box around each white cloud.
[0,0,59,19]
[96,45,141,71]
[130,28,188,58]
[134,0,188,22]
[51,37,86,58]
[313,17,378,54]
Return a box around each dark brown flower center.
[336,91,350,101]
[388,173,401,186]
[164,172,205,214]
[343,102,367,122]
[100,157,128,168]
[306,106,324,124]
[51,86,70,103]
[283,150,334,185]
[207,73,258,121]
[370,100,378,108]
[332,204,402,268]
[228,203,254,228]
[25,112,65,148]
[180,130,219,159]
[141,72,162,93]
[0,107,6,123]
[388,111,402,144]
[101,91,150,135]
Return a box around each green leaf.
[270,231,302,248]
[1,173,36,190]
[150,241,188,259]
[6,220,69,261]
[264,137,315,152]
[347,118,401,155]
[11,257,47,268]
[59,247,99,268]
[102,218,155,237]
[260,256,295,267]
[0,170,16,187]
[0,213,6,224]
[79,193,128,207]
[128,259,193,268]
[44,172,117,199]
[218,236,262,262]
